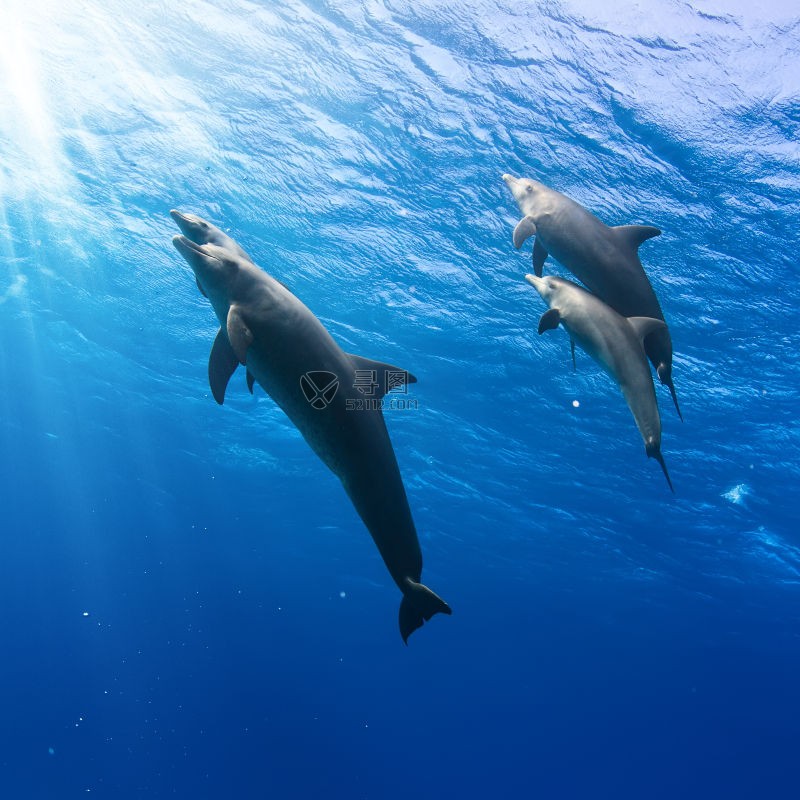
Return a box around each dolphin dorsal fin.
[513,216,537,249]
[627,316,667,343]
[227,305,254,364]
[346,354,417,399]
[538,308,561,334]
[613,224,661,251]
[208,328,239,405]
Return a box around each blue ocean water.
[1,0,799,796]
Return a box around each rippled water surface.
[1,1,798,797]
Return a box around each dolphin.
[525,273,673,492]
[502,174,682,421]
[170,211,451,642]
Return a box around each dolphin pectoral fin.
[613,224,661,251]
[246,370,256,394]
[346,354,417,398]
[538,308,561,334]
[626,316,667,344]
[657,365,683,421]
[398,579,452,644]
[512,215,537,249]
[532,237,548,276]
[208,328,239,405]
[226,305,254,364]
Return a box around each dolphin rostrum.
[171,211,451,642]
[171,210,253,263]
[503,173,682,421]
[525,273,673,492]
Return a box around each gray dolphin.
[170,212,451,642]
[503,173,682,421]
[525,273,673,492]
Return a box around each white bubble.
[722,484,750,505]
[82,612,90,617]
[339,591,346,598]
[572,400,580,408]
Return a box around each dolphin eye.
[525,185,533,193]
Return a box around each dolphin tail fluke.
[656,364,683,422]
[645,438,674,492]
[653,450,674,493]
[667,381,683,422]
[398,579,452,644]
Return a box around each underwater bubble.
[722,484,750,505]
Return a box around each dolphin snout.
[502,173,517,186]
[172,235,221,267]
[170,209,206,240]
[172,234,203,256]
[524,273,544,293]
[170,209,192,228]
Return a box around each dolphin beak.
[172,234,204,258]
[170,209,190,228]
[502,173,517,186]
[524,273,544,293]
[170,209,202,240]
[172,235,223,271]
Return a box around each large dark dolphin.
[503,174,682,421]
[525,273,673,492]
[170,211,451,642]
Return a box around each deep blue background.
[1,1,798,797]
